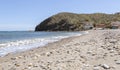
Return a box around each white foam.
[0,32,87,57]
[0,38,54,57]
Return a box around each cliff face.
[35,12,120,31]
[35,12,84,31]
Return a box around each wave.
[0,31,88,57]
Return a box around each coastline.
[0,30,120,70]
[0,31,86,58]
[0,31,85,57]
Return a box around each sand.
[0,30,120,70]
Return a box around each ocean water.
[0,31,87,57]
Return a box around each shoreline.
[0,30,120,70]
[0,31,86,57]
[0,32,86,58]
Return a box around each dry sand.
[0,30,120,70]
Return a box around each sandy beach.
[0,30,120,70]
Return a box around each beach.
[0,30,120,70]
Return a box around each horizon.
[0,0,120,31]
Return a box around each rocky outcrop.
[35,12,120,31]
[35,12,93,31]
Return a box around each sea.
[0,31,88,57]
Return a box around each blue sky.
[0,0,120,31]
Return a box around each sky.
[0,0,120,31]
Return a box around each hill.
[35,12,120,31]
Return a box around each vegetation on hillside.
[35,12,120,31]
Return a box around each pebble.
[83,64,89,67]
[46,52,52,56]
[11,56,22,60]
[34,53,40,57]
[93,66,100,70]
[33,65,38,67]
[87,51,92,54]
[115,60,120,64]
[109,50,114,53]
[92,53,96,56]
[28,67,32,69]
[67,51,70,54]
[101,64,110,69]
[18,56,22,59]
[28,63,33,67]
[109,39,117,43]
[15,63,20,67]
[11,57,17,60]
